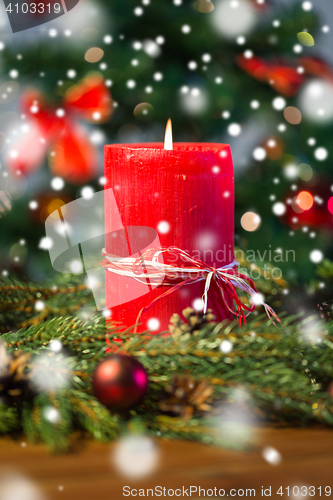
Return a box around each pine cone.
[158,376,214,419]
[0,341,31,401]
[317,301,333,321]
[169,307,215,338]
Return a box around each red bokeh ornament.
[236,54,305,97]
[92,355,149,411]
[280,181,333,230]
[236,55,333,98]
[6,73,112,184]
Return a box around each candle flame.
[164,119,173,150]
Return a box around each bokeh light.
[314,147,328,161]
[157,220,170,234]
[284,164,298,180]
[31,352,71,392]
[298,163,313,181]
[50,177,65,191]
[299,79,333,124]
[297,31,314,47]
[147,318,160,331]
[220,340,233,353]
[283,106,302,125]
[272,202,286,216]
[327,196,333,215]
[253,147,266,161]
[214,387,258,449]
[192,0,214,13]
[302,1,312,10]
[143,39,161,58]
[262,447,282,465]
[133,102,154,119]
[301,318,323,344]
[0,472,45,500]
[240,211,261,231]
[309,249,323,263]
[228,123,242,136]
[272,97,286,111]
[211,0,257,39]
[179,86,208,115]
[0,81,19,104]
[84,47,104,63]
[291,197,304,214]
[113,435,159,478]
[296,191,314,210]
[42,406,61,424]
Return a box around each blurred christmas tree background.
[0,0,332,315]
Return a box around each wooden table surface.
[0,427,332,500]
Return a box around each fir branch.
[21,393,73,453]
[0,275,94,333]
[69,390,119,442]
[316,259,333,283]
[0,404,19,433]
[1,308,333,452]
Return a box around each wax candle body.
[104,143,234,333]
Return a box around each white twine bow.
[100,246,280,331]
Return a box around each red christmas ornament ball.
[92,355,149,410]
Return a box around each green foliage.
[0,405,19,433]
[0,300,333,452]
[316,259,333,284]
[0,0,329,285]
[0,274,94,333]
[19,390,119,453]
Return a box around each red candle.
[104,127,234,333]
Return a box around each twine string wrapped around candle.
[100,247,280,332]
